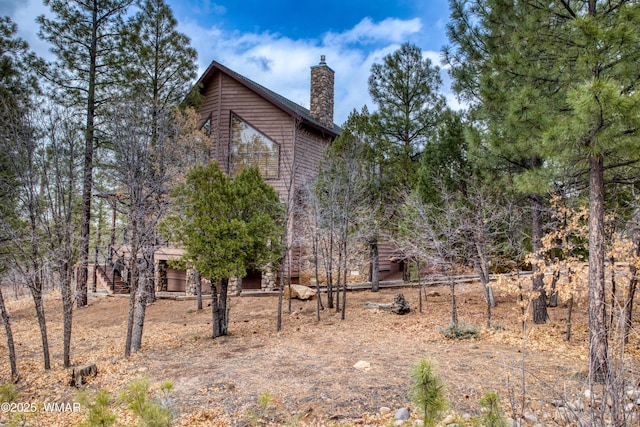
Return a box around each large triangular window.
[230,115,279,179]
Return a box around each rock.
[379,406,392,415]
[394,407,410,421]
[441,414,456,424]
[394,421,405,426]
[284,284,316,300]
[391,293,411,315]
[353,360,371,371]
[523,412,538,424]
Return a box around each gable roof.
[197,61,341,138]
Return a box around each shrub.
[479,391,507,427]
[119,376,174,427]
[410,359,447,427]
[438,322,480,340]
[76,389,117,427]
[0,383,18,403]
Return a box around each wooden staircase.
[95,264,129,294]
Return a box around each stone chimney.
[310,55,335,129]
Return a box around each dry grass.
[0,282,636,426]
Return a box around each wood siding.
[198,69,334,279]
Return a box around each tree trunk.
[30,283,50,370]
[212,278,230,338]
[531,196,548,324]
[450,277,458,328]
[0,285,19,381]
[131,258,151,352]
[335,249,342,313]
[588,154,608,383]
[194,269,203,311]
[77,5,99,308]
[315,242,323,321]
[370,238,380,292]
[211,281,221,338]
[124,257,139,358]
[624,271,637,345]
[341,241,348,320]
[565,294,574,342]
[60,260,73,368]
[147,249,156,303]
[418,261,423,313]
[324,233,334,309]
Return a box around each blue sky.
[3,0,458,124]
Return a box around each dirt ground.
[0,281,635,426]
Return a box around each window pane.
[230,116,279,179]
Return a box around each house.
[93,57,402,295]
[158,56,341,292]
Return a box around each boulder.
[284,284,316,300]
[353,360,371,371]
[394,407,410,421]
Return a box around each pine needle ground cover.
[0,283,635,426]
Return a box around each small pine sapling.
[479,391,507,427]
[409,359,447,427]
[76,389,117,427]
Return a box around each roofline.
[196,61,340,139]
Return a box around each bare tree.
[396,190,467,328]
[105,98,201,355]
[39,104,83,368]
[0,281,18,381]
[312,125,369,319]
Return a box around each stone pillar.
[310,55,335,129]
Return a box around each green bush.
[438,322,480,340]
[409,359,447,427]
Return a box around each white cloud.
[323,17,422,46]
[12,7,460,125]
[182,17,445,124]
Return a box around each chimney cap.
[320,55,326,65]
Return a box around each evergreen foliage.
[479,391,507,427]
[117,0,198,112]
[76,389,118,427]
[409,358,447,427]
[119,376,174,427]
[368,42,446,188]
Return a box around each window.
[202,115,212,136]
[230,115,279,179]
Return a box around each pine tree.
[37,0,134,307]
[117,0,197,114]
[446,0,640,382]
[368,42,446,188]
[165,164,284,338]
